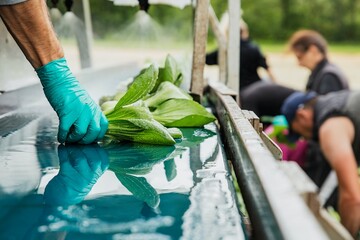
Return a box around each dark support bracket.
[64,0,73,12]
[138,0,150,12]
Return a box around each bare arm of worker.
[266,67,276,83]
[319,117,360,236]
[0,0,108,144]
[0,0,63,68]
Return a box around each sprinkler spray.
[49,0,62,26]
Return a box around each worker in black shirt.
[206,20,276,91]
[282,90,360,237]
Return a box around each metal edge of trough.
[207,85,330,240]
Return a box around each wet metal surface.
[0,70,245,240]
[209,89,330,240]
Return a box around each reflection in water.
[44,144,109,206]
[106,142,178,208]
[177,128,216,147]
[106,142,176,175]
[164,159,177,182]
[0,121,242,239]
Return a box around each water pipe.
[50,0,60,8]
[64,0,74,12]
[138,0,150,12]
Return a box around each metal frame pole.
[227,0,240,102]
[190,0,209,100]
[81,0,93,68]
[208,5,227,84]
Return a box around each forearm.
[0,0,63,68]
[333,155,360,201]
[320,118,360,201]
[266,68,276,83]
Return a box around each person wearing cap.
[0,0,108,144]
[288,29,349,94]
[282,90,360,236]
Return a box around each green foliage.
[242,0,360,42]
[50,0,360,44]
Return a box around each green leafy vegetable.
[152,99,216,127]
[144,81,192,108]
[166,127,183,139]
[106,105,176,145]
[115,64,158,109]
[152,54,182,92]
[100,100,117,115]
[101,56,217,145]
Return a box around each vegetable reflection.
[43,127,216,208]
[106,142,178,208]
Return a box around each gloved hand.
[36,58,108,144]
[44,144,109,206]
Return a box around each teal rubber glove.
[44,144,109,206]
[36,58,108,144]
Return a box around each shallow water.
[0,101,245,240]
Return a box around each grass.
[257,40,360,54]
[61,37,360,54]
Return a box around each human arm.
[0,0,108,144]
[319,117,360,236]
[0,0,62,68]
[265,67,276,83]
[257,48,276,83]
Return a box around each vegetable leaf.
[144,81,192,108]
[151,54,180,92]
[115,64,158,109]
[152,99,216,127]
[115,173,160,208]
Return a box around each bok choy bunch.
[103,64,178,145]
[101,54,217,145]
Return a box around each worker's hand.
[339,192,360,237]
[36,58,108,144]
[44,144,109,206]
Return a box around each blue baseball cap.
[281,91,317,141]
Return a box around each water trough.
[0,0,353,239]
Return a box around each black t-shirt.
[240,81,295,117]
[205,39,269,90]
[306,59,349,94]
